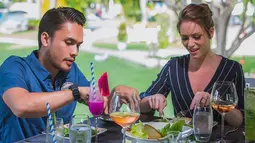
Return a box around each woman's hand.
[190,91,210,110]
[104,85,140,114]
[145,94,167,116]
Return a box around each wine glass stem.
[122,127,126,143]
[221,113,226,140]
[95,117,98,143]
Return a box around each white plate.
[124,122,193,143]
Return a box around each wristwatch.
[69,84,80,101]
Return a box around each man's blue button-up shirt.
[0,51,90,142]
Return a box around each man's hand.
[145,94,167,116]
[190,91,210,110]
[78,87,90,105]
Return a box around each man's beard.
[46,50,63,72]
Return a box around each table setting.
[16,79,252,143]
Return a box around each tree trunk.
[140,0,147,25]
[212,1,234,57]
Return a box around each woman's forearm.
[225,108,243,127]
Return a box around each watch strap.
[69,84,80,101]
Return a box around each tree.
[165,0,255,58]
[119,0,141,21]
[65,0,96,15]
[212,0,255,57]
[140,0,147,24]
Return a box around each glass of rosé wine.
[211,81,238,142]
[109,91,140,143]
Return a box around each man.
[0,7,91,142]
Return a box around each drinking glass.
[88,89,104,143]
[109,91,140,143]
[69,114,91,143]
[46,117,64,143]
[244,87,255,141]
[193,103,213,142]
[211,81,238,142]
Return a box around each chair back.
[245,78,255,88]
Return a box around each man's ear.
[41,32,51,47]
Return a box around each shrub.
[156,13,170,49]
[28,20,40,30]
[118,22,128,42]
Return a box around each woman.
[116,3,244,127]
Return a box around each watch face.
[61,82,74,90]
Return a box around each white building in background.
[9,1,41,19]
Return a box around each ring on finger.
[200,97,207,104]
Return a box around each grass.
[93,42,149,51]
[93,41,183,51]
[231,56,255,74]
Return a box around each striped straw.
[90,62,96,95]
[46,103,56,143]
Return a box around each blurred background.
[0,0,254,118]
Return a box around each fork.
[224,127,239,137]
[177,109,193,118]
[162,111,171,124]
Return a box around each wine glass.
[210,81,238,142]
[109,91,140,143]
[88,88,104,143]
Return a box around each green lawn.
[231,56,255,74]
[93,42,149,51]
[1,43,254,119]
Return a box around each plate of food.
[124,118,194,143]
[99,115,113,122]
[155,117,218,128]
[63,124,107,138]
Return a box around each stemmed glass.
[109,91,140,143]
[211,81,238,142]
[88,89,104,143]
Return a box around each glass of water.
[193,103,213,142]
[69,114,92,143]
[46,117,64,143]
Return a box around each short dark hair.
[38,7,86,49]
[177,3,214,38]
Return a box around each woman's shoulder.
[220,56,243,70]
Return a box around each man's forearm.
[225,108,243,127]
[140,97,152,113]
[3,88,74,118]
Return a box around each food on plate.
[144,124,162,139]
[130,119,185,139]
